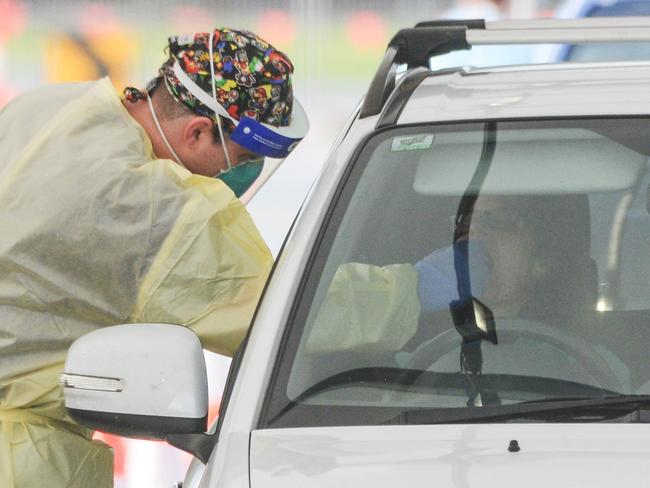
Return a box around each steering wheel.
[399,318,624,393]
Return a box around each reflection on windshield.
[263,118,650,428]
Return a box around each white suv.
[62,18,650,488]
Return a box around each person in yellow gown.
[0,27,308,487]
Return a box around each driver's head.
[460,195,553,316]
[453,193,594,324]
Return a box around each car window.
[261,117,650,428]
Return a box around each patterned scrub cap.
[159,27,294,131]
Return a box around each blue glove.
[414,240,489,314]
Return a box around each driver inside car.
[416,194,550,319]
[305,193,631,391]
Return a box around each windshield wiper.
[265,367,619,426]
[387,395,650,424]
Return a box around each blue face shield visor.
[172,61,309,159]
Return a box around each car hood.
[250,424,650,487]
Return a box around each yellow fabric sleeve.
[305,262,421,353]
[130,169,273,357]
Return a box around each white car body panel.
[250,424,650,488]
[400,63,650,125]
[197,61,650,486]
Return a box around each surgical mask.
[216,156,264,198]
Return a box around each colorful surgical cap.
[159,27,294,130]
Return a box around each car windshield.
[262,118,650,428]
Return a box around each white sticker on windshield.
[391,134,434,152]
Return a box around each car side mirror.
[61,323,215,463]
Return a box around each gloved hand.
[414,240,489,314]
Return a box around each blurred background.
[2,0,649,485]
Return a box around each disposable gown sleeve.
[129,172,273,358]
[305,263,421,353]
[304,242,488,354]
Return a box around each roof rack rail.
[359,17,650,119]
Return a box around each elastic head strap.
[207,31,233,172]
[147,95,185,167]
[172,60,235,123]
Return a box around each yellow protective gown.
[305,263,421,354]
[0,78,272,487]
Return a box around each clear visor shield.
[238,156,285,205]
[230,113,305,159]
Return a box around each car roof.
[397,61,650,125]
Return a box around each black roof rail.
[414,19,486,29]
[358,46,399,119]
[390,26,471,68]
[359,21,481,118]
[375,67,433,129]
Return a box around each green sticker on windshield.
[391,134,434,152]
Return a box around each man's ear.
[181,116,214,149]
